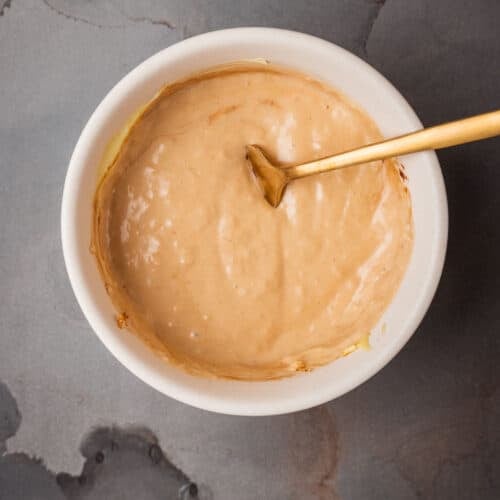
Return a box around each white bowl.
[61,28,448,416]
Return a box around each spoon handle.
[285,109,500,180]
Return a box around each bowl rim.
[61,27,448,415]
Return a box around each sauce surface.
[93,63,413,380]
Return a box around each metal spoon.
[246,109,500,207]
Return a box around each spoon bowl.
[246,145,289,207]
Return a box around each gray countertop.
[0,1,499,499]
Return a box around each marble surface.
[0,1,499,498]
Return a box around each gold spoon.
[246,109,500,207]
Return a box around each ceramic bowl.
[61,28,448,415]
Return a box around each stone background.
[0,1,499,498]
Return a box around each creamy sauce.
[93,63,413,380]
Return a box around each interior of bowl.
[61,28,448,415]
